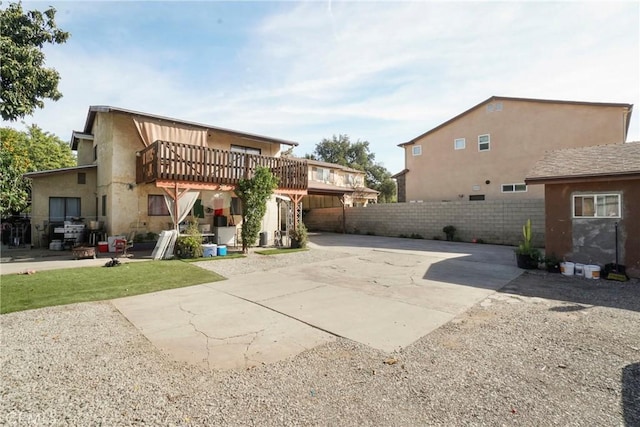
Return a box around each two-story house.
[25,106,308,248]
[303,159,379,209]
[395,96,633,202]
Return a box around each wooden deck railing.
[136,140,308,190]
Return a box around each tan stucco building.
[396,96,633,202]
[303,159,379,209]
[26,106,309,248]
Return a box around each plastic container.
[584,265,601,280]
[97,241,108,253]
[49,240,63,251]
[560,262,575,276]
[217,245,227,256]
[202,243,217,257]
[574,263,585,277]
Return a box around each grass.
[0,260,225,314]
[255,248,309,255]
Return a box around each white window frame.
[478,134,490,151]
[412,145,422,156]
[573,193,621,218]
[454,138,466,150]
[501,183,527,193]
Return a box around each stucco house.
[526,142,640,279]
[396,96,633,202]
[25,106,309,248]
[303,159,379,209]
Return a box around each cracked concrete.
[112,233,522,370]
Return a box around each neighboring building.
[397,96,633,202]
[526,142,640,278]
[303,159,379,209]
[25,106,308,248]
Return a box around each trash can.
[259,231,269,247]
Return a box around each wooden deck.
[136,140,308,191]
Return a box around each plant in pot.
[442,225,456,241]
[289,222,308,249]
[543,253,562,273]
[515,219,540,269]
[175,221,203,258]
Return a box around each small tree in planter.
[515,219,540,269]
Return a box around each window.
[502,183,527,193]
[148,195,170,216]
[313,167,333,183]
[231,197,242,215]
[77,173,86,185]
[573,194,620,218]
[478,134,490,151]
[454,138,465,150]
[230,145,261,156]
[469,195,485,201]
[93,145,97,161]
[49,197,81,222]
[412,145,422,156]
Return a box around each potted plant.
[176,221,203,258]
[289,222,308,249]
[515,219,540,269]
[442,225,456,241]
[543,253,562,273]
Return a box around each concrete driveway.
[113,233,523,370]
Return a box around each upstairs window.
[412,145,422,156]
[454,138,466,150]
[573,194,620,218]
[478,134,490,151]
[502,183,527,193]
[313,167,333,183]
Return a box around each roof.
[307,181,379,197]
[398,96,633,147]
[306,158,364,174]
[391,169,408,178]
[526,142,640,184]
[71,105,299,149]
[23,164,97,179]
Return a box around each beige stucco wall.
[29,169,97,247]
[75,138,95,166]
[403,100,630,202]
[87,111,283,240]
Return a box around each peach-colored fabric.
[133,117,207,147]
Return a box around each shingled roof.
[526,142,640,184]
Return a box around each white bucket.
[574,263,585,277]
[560,262,575,276]
[584,265,601,280]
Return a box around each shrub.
[176,221,203,258]
[289,222,308,249]
[443,225,456,241]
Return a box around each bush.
[443,225,456,241]
[176,221,203,258]
[289,223,308,249]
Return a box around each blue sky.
[6,1,640,173]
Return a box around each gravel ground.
[1,250,639,426]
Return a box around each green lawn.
[0,260,225,314]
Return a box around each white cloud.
[3,1,638,174]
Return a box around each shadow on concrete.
[623,362,640,426]
[421,255,523,291]
[499,270,640,313]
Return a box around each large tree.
[0,2,70,121]
[307,134,396,203]
[0,125,76,218]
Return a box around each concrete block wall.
[304,199,545,247]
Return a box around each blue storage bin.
[217,245,227,256]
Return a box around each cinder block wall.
[304,200,545,247]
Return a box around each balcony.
[136,140,308,191]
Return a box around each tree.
[234,166,279,254]
[0,2,70,121]
[0,125,76,218]
[308,134,396,203]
